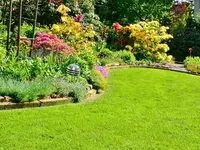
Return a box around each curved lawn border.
[106,64,200,76]
[0,63,199,110]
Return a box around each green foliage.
[0,77,88,103]
[0,55,63,80]
[168,28,200,61]
[17,23,46,38]
[54,78,87,102]
[0,23,7,61]
[114,50,136,64]
[0,77,55,103]
[96,0,172,25]
[98,48,113,58]
[64,0,102,28]
[0,46,6,61]
[184,56,200,73]
[91,70,107,90]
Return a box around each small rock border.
[105,63,200,76]
[0,89,98,110]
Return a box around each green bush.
[98,48,113,58]
[184,56,200,73]
[91,70,107,91]
[54,78,87,102]
[0,55,63,80]
[96,0,172,26]
[115,50,136,64]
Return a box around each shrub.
[109,21,173,62]
[0,55,63,80]
[91,70,107,91]
[33,32,74,56]
[115,50,136,64]
[0,45,6,61]
[54,78,87,102]
[95,66,108,78]
[0,77,56,103]
[184,56,200,73]
[51,4,96,54]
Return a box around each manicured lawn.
[0,68,200,150]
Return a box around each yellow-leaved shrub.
[115,21,173,62]
[51,4,96,54]
[129,21,173,62]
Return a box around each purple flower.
[95,66,108,78]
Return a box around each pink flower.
[74,14,83,22]
[189,47,192,56]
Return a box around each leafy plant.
[184,56,200,73]
[114,50,136,64]
[90,69,107,91]
[0,77,56,103]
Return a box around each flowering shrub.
[111,21,173,62]
[33,32,74,56]
[51,4,96,54]
[95,66,108,78]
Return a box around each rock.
[4,96,13,102]
[0,96,5,102]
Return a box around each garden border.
[0,63,199,110]
[0,89,97,110]
[105,63,200,76]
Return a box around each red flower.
[113,22,122,31]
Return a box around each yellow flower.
[51,24,60,32]
[57,4,71,15]
[166,55,173,63]
[125,45,133,51]
[61,16,69,22]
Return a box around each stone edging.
[0,89,97,110]
[105,64,200,76]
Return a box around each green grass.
[0,68,200,150]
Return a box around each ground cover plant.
[0,68,200,149]
[0,77,87,103]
